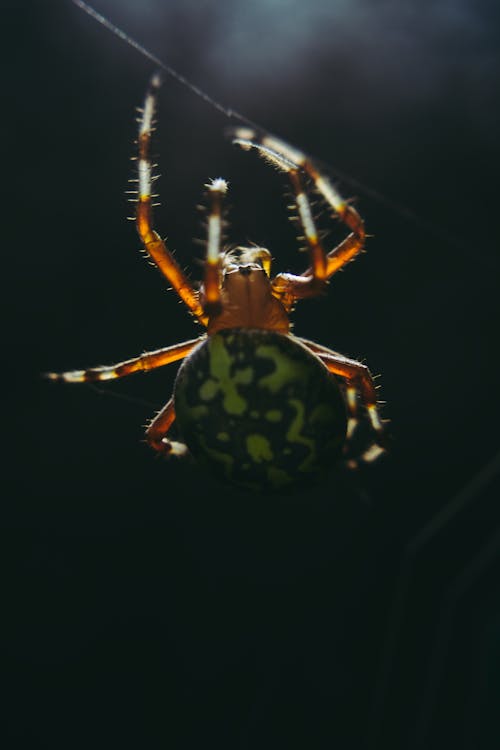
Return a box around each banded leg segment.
[288,168,328,281]
[146,397,188,456]
[319,352,385,463]
[202,178,228,316]
[232,134,329,304]
[299,337,386,464]
[44,337,204,383]
[301,162,366,280]
[299,337,360,442]
[231,129,366,292]
[135,73,207,325]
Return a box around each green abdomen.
[174,329,347,491]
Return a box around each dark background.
[5,0,500,747]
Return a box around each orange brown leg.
[287,167,328,284]
[44,337,203,383]
[145,397,188,457]
[134,73,207,326]
[231,130,366,305]
[298,157,366,280]
[299,337,387,465]
[200,178,228,317]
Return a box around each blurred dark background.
[5,0,500,747]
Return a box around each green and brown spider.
[46,73,387,491]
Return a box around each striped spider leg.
[230,129,366,307]
[299,338,387,465]
[230,130,386,464]
[145,178,230,456]
[44,74,230,456]
[134,73,207,326]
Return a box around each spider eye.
[238,265,253,276]
[231,246,272,276]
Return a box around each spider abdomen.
[174,329,347,491]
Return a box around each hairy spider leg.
[232,135,329,285]
[202,178,229,316]
[298,337,360,439]
[310,346,387,465]
[145,397,188,456]
[288,169,328,280]
[134,73,207,326]
[231,135,326,307]
[231,129,366,283]
[44,337,203,383]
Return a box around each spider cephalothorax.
[46,73,387,491]
[204,245,290,337]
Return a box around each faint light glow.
[82,0,499,129]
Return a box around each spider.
[46,73,387,491]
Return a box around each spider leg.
[299,337,387,464]
[231,133,327,304]
[134,73,207,326]
[44,337,203,383]
[231,130,366,304]
[200,178,228,317]
[145,397,188,457]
